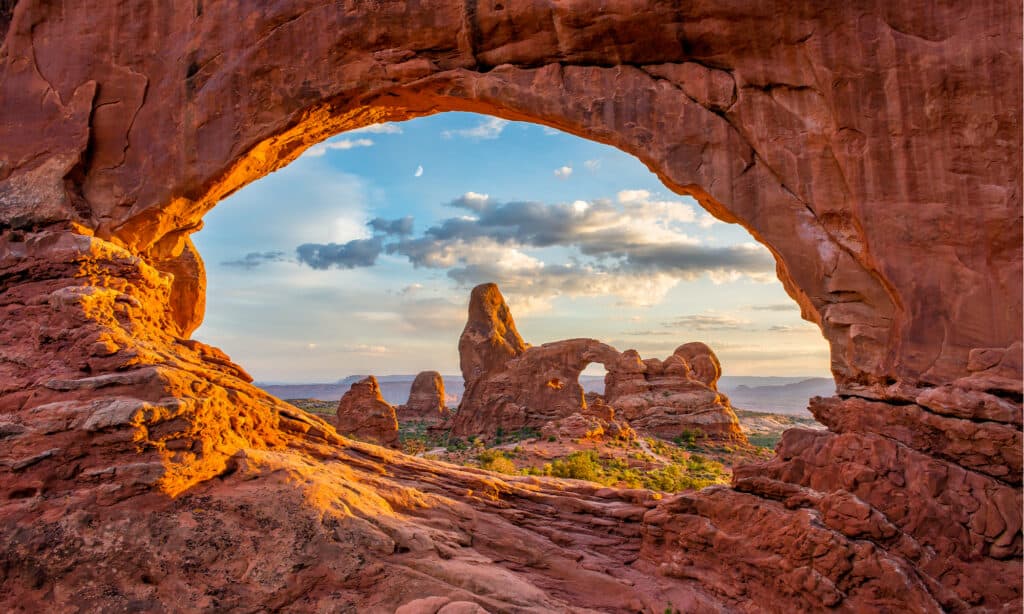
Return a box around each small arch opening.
[581,362,609,399]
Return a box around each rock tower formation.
[335,376,400,448]
[397,370,450,424]
[0,2,1019,611]
[454,284,743,439]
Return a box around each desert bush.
[673,428,705,448]
[548,450,604,482]
[401,438,427,455]
[477,450,517,474]
[535,447,729,492]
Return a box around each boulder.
[397,371,450,425]
[335,376,399,448]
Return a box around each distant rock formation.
[605,344,740,439]
[335,376,399,447]
[459,283,528,376]
[397,370,450,424]
[453,283,744,441]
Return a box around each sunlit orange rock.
[335,376,400,448]
[397,370,450,425]
[0,1,1019,611]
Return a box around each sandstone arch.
[454,283,743,439]
[0,1,1020,611]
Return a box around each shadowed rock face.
[454,284,743,440]
[335,376,399,448]
[0,1,1020,611]
[397,370,449,424]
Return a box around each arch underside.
[0,1,1020,611]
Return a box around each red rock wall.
[0,1,1020,611]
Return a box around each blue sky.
[192,113,829,382]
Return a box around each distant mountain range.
[721,377,835,415]
[257,374,834,417]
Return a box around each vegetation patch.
[474,444,730,493]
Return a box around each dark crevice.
[462,0,481,69]
[838,391,1023,430]
[0,0,16,46]
[742,82,820,95]
[836,392,919,407]
[984,388,1024,404]
[8,487,38,499]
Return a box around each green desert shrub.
[477,450,517,474]
[673,428,705,448]
[548,450,604,482]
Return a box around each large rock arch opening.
[0,1,1019,611]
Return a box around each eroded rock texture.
[397,370,450,425]
[454,284,742,440]
[335,376,400,448]
[0,1,1020,611]
[605,343,741,439]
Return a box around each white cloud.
[748,303,797,312]
[396,297,468,331]
[433,238,683,310]
[698,213,717,228]
[707,270,743,284]
[768,323,820,334]
[616,189,722,230]
[442,117,509,140]
[542,127,561,136]
[617,189,699,225]
[665,313,751,331]
[616,189,651,203]
[350,123,403,134]
[388,192,775,307]
[351,311,401,322]
[414,165,424,177]
[456,191,490,211]
[304,138,374,157]
[340,344,390,354]
[554,165,573,179]
[584,159,601,171]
